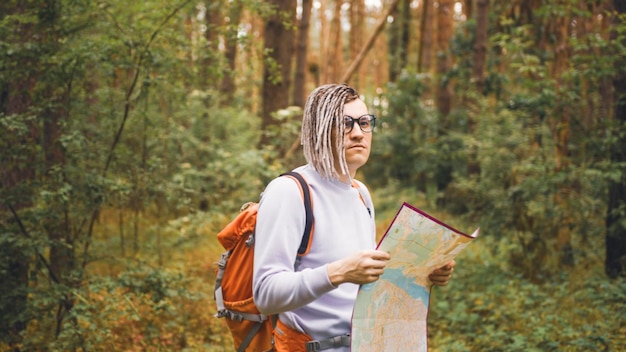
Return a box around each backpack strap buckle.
[305,340,321,352]
[305,334,351,351]
[217,252,229,269]
[216,309,269,323]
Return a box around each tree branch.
[84,0,193,270]
[340,0,400,83]
[6,203,59,284]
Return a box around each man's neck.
[337,170,356,184]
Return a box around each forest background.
[1,0,625,351]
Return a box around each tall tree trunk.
[317,0,328,86]
[462,0,473,20]
[325,0,344,83]
[597,0,614,124]
[293,0,312,107]
[388,0,410,82]
[388,4,400,81]
[220,1,243,105]
[436,0,454,117]
[203,0,224,90]
[0,0,55,343]
[418,0,433,73]
[432,0,455,192]
[0,0,34,340]
[119,197,126,256]
[400,0,410,74]
[472,0,488,95]
[39,1,75,337]
[261,0,296,147]
[606,0,626,278]
[349,0,365,88]
[45,108,72,286]
[551,7,575,267]
[465,0,488,178]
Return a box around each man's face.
[340,98,372,177]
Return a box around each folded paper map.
[351,202,479,351]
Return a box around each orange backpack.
[214,172,313,352]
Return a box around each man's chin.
[347,156,369,172]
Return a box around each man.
[253,84,454,351]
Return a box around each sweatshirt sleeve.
[252,176,336,315]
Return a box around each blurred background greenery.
[1,0,624,351]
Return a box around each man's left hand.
[429,260,456,286]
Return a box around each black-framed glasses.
[344,114,376,133]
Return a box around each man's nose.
[348,123,365,138]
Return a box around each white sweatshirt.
[253,164,376,350]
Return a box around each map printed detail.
[351,202,479,352]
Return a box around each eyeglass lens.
[344,115,376,133]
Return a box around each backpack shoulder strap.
[279,171,314,269]
[351,180,372,218]
[280,171,313,255]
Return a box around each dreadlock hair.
[301,83,359,180]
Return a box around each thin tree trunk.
[119,200,125,256]
[388,0,410,82]
[0,1,34,332]
[36,1,76,337]
[238,10,264,111]
[606,0,626,278]
[318,0,328,86]
[462,0,473,20]
[597,0,613,123]
[157,201,164,267]
[399,0,410,74]
[133,206,140,255]
[418,0,433,73]
[203,0,224,90]
[133,92,150,255]
[46,103,72,285]
[220,1,242,105]
[293,0,313,107]
[325,0,343,83]
[551,9,575,267]
[389,3,400,81]
[349,0,365,88]
[472,0,488,95]
[436,0,454,117]
[260,0,296,147]
[465,0,488,178]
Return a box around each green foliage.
[365,72,468,200]
[1,0,625,350]
[428,245,626,351]
[440,2,626,281]
[0,0,267,349]
[28,267,227,351]
[261,106,307,171]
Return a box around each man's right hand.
[327,250,390,286]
